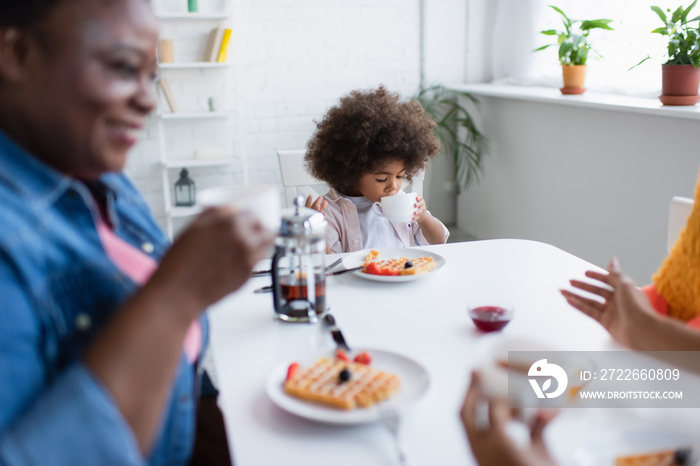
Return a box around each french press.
[271,196,327,323]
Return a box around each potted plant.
[534,5,614,94]
[649,2,700,105]
[413,85,488,192]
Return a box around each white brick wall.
[129,0,467,234]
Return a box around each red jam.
[469,306,512,332]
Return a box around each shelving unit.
[170,206,203,218]
[158,62,232,70]
[156,13,229,20]
[154,3,245,239]
[159,112,228,120]
[163,158,238,168]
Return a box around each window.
[485,0,692,96]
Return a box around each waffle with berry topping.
[615,448,692,466]
[362,250,435,276]
[284,357,401,410]
[615,450,672,466]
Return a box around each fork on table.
[380,408,413,466]
[325,257,343,273]
[251,257,343,277]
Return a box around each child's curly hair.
[305,85,440,194]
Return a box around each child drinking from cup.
[304,85,449,253]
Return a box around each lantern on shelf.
[174,168,196,207]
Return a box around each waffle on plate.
[615,447,693,466]
[284,357,401,410]
[361,249,435,276]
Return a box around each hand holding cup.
[198,185,282,233]
[151,208,276,317]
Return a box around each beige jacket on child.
[323,188,449,254]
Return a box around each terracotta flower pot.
[660,64,700,106]
[561,65,587,95]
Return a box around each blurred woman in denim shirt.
[0,0,275,464]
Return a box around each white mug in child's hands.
[371,192,417,222]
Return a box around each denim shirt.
[0,130,206,465]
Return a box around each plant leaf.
[451,91,481,105]
[549,5,571,27]
[652,5,668,24]
[580,19,614,31]
[682,0,698,21]
[628,55,651,70]
[559,41,574,64]
[651,26,669,35]
[672,5,684,23]
[411,85,488,190]
[540,29,558,36]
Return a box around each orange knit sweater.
[653,174,700,322]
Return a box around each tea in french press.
[271,196,327,323]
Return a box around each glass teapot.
[271,196,327,323]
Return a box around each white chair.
[277,150,327,207]
[407,169,425,197]
[276,149,425,207]
[667,196,694,253]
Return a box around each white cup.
[371,192,417,222]
[198,185,282,232]
[474,334,593,415]
[473,334,558,424]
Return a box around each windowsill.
[446,83,700,121]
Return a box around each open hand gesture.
[560,258,656,348]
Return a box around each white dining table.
[207,239,700,466]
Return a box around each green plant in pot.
[648,1,700,105]
[413,85,488,192]
[534,5,614,95]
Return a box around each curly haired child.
[304,85,449,253]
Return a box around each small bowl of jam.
[468,301,514,332]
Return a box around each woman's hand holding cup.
[149,207,276,319]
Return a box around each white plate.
[265,348,430,425]
[341,247,446,282]
[568,428,699,466]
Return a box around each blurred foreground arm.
[461,372,557,466]
[84,208,274,453]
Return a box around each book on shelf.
[204,26,225,62]
[158,78,177,113]
[216,28,232,63]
